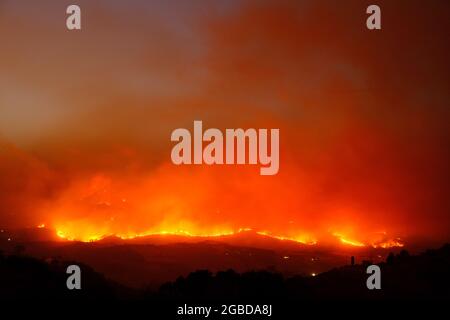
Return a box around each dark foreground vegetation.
[1,244,449,301]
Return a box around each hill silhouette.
[155,244,450,301]
[1,228,408,289]
[0,251,132,300]
[1,244,449,300]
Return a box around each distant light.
[7,238,11,241]
[311,273,316,277]
[283,256,290,259]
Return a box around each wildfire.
[51,215,409,251]
[53,226,403,249]
[331,232,404,248]
[333,233,366,247]
[53,223,243,242]
[338,237,366,247]
[256,231,317,245]
[116,229,236,240]
[52,225,404,249]
[57,230,82,241]
[54,227,319,244]
[372,238,404,248]
[43,172,407,249]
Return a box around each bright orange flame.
[54,226,320,245]
[117,229,236,240]
[43,170,408,249]
[54,225,244,243]
[331,232,405,248]
[256,231,317,245]
[56,230,73,241]
[54,224,405,249]
[372,238,404,248]
[333,233,366,247]
[338,238,365,247]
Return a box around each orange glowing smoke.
[37,167,407,248]
[1,1,449,248]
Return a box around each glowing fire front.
[54,226,404,249]
[38,170,406,252]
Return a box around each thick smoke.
[0,0,449,244]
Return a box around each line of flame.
[55,228,403,248]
